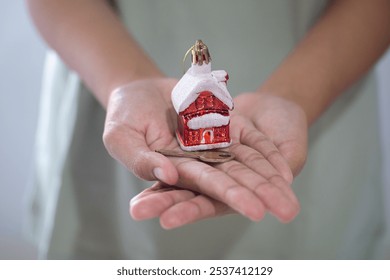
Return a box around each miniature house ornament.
[171,40,234,151]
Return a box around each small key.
[156,149,235,163]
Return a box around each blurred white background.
[0,1,45,259]
[0,1,389,259]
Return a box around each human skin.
[27,0,390,229]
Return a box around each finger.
[160,195,235,229]
[252,98,308,177]
[103,123,178,184]
[267,175,300,221]
[238,127,293,184]
[171,159,266,221]
[131,183,187,201]
[229,143,299,206]
[130,183,196,220]
[229,142,286,182]
[217,160,299,222]
[277,139,308,177]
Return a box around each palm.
[233,93,308,176]
[129,91,307,229]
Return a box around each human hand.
[129,92,307,229]
[104,80,296,226]
[103,78,180,185]
[232,93,308,177]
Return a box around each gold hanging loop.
[182,39,211,73]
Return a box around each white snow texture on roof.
[171,63,233,113]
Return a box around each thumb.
[103,124,178,185]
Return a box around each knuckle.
[268,174,286,186]
[131,151,147,179]
[265,150,280,161]
[102,124,119,157]
[197,166,220,184]
[102,122,130,157]
[223,185,242,202]
[224,163,247,175]
[242,152,265,165]
[243,129,268,145]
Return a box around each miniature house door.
[201,129,214,144]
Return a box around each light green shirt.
[28,0,387,259]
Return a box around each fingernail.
[130,195,139,205]
[153,167,166,182]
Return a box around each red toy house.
[172,63,234,151]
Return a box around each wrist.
[105,77,178,111]
[98,65,165,109]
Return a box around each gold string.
[182,40,211,74]
[182,45,194,74]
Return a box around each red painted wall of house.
[180,91,229,116]
[177,91,231,147]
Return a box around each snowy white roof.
[171,63,233,113]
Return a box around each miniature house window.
[196,96,205,110]
[196,92,215,110]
